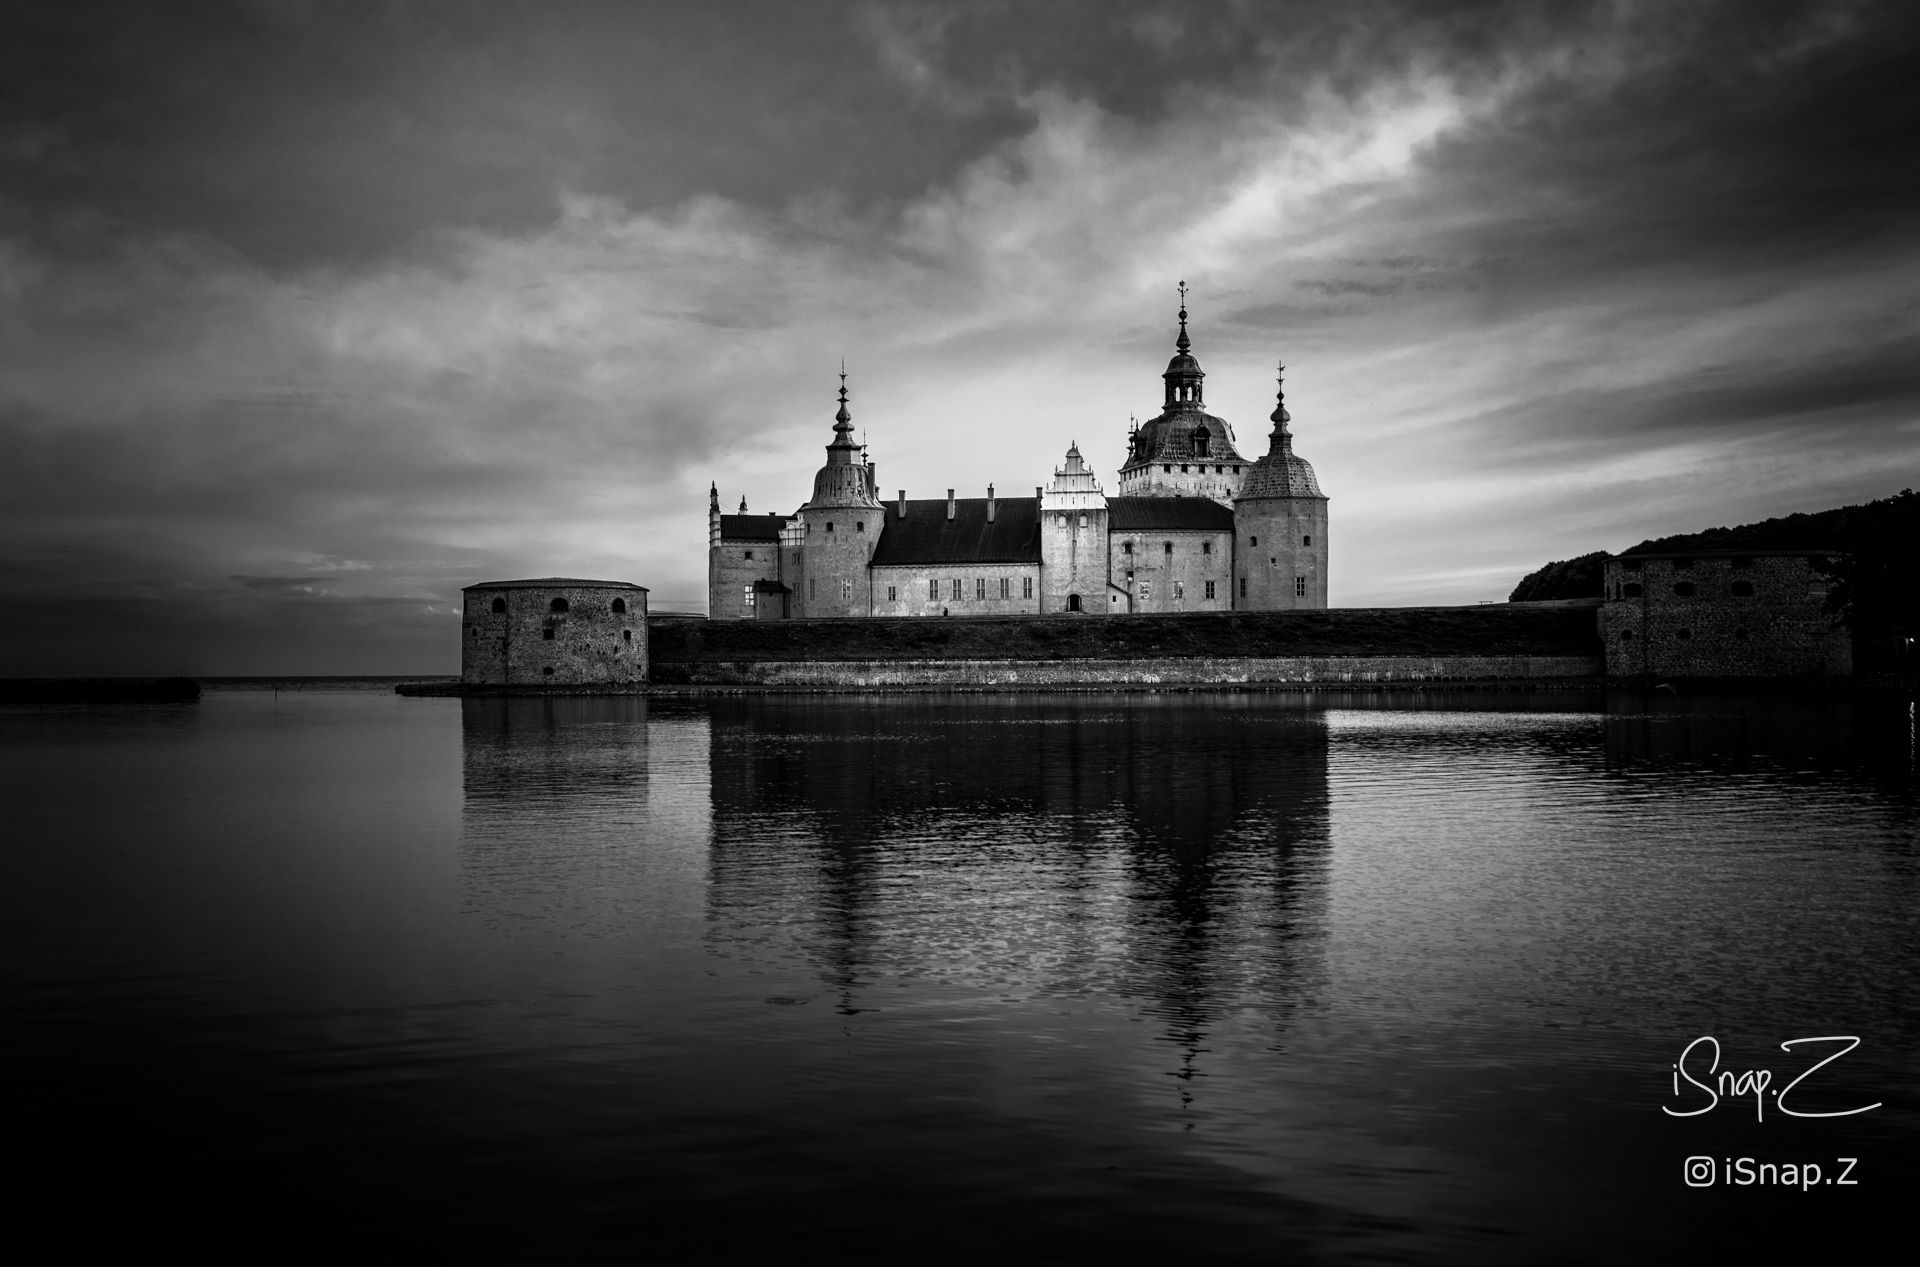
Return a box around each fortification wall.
[1599,554,1850,677]
[651,654,1601,688]
[463,582,648,686]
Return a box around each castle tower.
[794,366,882,617]
[1117,282,1249,505]
[1039,442,1111,614]
[1233,363,1328,610]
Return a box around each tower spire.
[1176,279,1190,353]
[832,359,854,440]
[1270,359,1292,448]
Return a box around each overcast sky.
[3,0,1916,674]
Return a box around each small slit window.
[542,666,554,676]
[542,628,555,640]
[1303,535,1312,546]
[826,521,834,533]
[1163,542,1173,556]
[744,550,754,560]
[623,630,632,643]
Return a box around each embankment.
[648,604,1603,689]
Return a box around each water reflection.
[701,695,1334,1091]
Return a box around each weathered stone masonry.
[462,578,649,687]
[1597,551,1850,677]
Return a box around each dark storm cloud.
[3,0,1918,668]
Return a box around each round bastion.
[461,578,649,687]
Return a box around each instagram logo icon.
[1683,1156,1716,1187]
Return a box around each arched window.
[611,597,627,613]
[1067,593,1082,612]
[550,597,570,613]
[490,597,506,614]
[1193,425,1210,457]
[1163,542,1173,555]
[1303,535,1312,546]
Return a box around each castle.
[708,289,1329,619]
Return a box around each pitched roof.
[1107,496,1234,532]
[718,513,785,542]
[870,498,1042,566]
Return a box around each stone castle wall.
[1598,553,1849,677]
[462,582,648,686]
[652,653,1600,688]
[871,563,1043,617]
[1237,498,1329,610]
[1109,527,1232,613]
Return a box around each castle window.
[542,628,555,640]
[888,585,897,602]
[1620,629,1634,641]
[826,521,834,533]
[542,666,554,676]
[744,550,754,560]
[1216,465,1224,474]
[1730,556,1753,570]
[1164,542,1173,556]
[1023,577,1033,599]
[623,630,632,643]
[744,585,754,609]
[809,579,816,599]
[1673,581,1696,597]
[1127,569,1134,581]
[1232,466,1240,474]
[1080,514,1088,529]
[1140,580,1151,599]
[999,577,1009,598]
[1676,628,1692,641]
[1240,578,1247,598]
[1193,430,1210,457]
[1123,541,1132,554]
[976,578,986,600]
[843,579,852,602]
[1295,576,1307,598]
[929,580,939,600]
[1205,581,1215,599]
[1730,580,1754,597]
[1303,535,1312,546]
[611,598,627,613]
[1250,536,1258,547]
[1174,580,1184,600]
[1164,465,1172,473]
[550,597,569,613]
[1202,542,1211,555]
[470,628,477,638]
[1180,465,1189,473]
[951,579,962,601]
[1623,583,1643,598]
[490,597,506,614]
[856,521,864,533]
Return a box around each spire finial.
[1270,357,1292,437]
[833,360,852,431]
[1175,279,1190,353]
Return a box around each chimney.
[986,484,996,522]
[1035,487,1043,520]
[947,489,956,521]
[897,489,907,519]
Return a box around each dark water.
[4,685,1915,1261]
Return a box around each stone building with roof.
[707,291,1329,619]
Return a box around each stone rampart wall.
[652,654,1601,688]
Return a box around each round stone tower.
[1233,364,1329,610]
[1117,282,1249,505]
[795,367,882,617]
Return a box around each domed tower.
[794,366,882,618]
[1117,282,1249,505]
[1234,363,1328,610]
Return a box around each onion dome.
[1239,361,1324,499]
[806,363,881,509]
